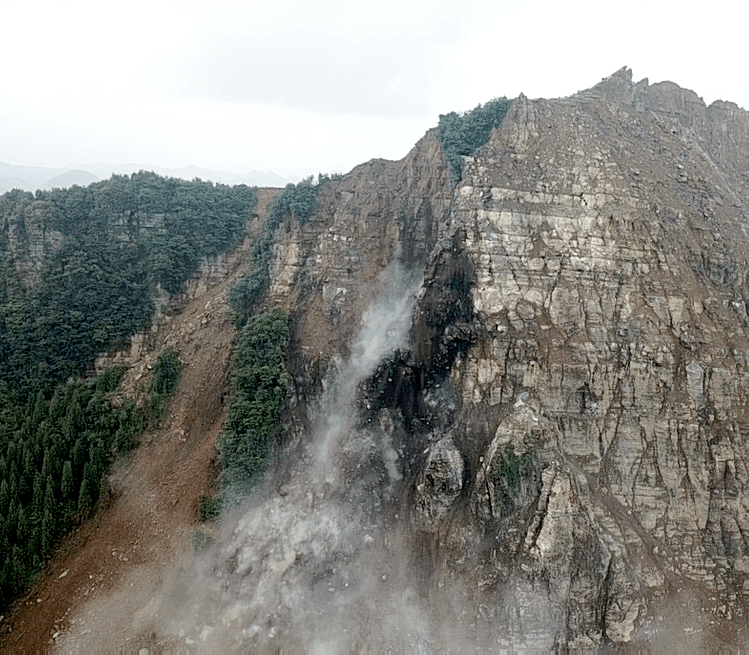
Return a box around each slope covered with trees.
[0,368,144,607]
[0,172,256,398]
[218,308,289,500]
[0,173,257,610]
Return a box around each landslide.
[0,189,279,650]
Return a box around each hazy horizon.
[0,160,305,193]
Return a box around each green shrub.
[198,494,222,522]
[227,232,274,327]
[268,176,319,228]
[218,308,289,500]
[114,397,144,452]
[150,348,182,396]
[95,366,128,394]
[437,97,512,182]
[488,447,537,519]
[148,348,182,425]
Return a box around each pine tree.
[4,555,15,596]
[63,397,85,443]
[60,460,75,528]
[18,447,32,505]
[28,430,42,469]
[15,507,29,557]
[0,537,9,566]
[78,477,92,513]
[27,525,40,570]
[41,509,52,555]
[88,441,105,501]
[61,460,74,499]
[48,386,66,423]
[4,500,17,545]
[43,475,57,540]
[72,436,87,474]
[0,479,9,515]
[0,559,9,605]
[40,450,48,479]
[31,389,46,427]
[5,442,16,469]
[31,471,43,519]
[11,546,23,593]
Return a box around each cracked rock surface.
[269,67,749,648]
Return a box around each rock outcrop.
[266,68,749,648]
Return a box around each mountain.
[4,67,749,649]
[83,163,303,188]
[135,164,301,187]
[40,170,99,189]
[0,161,300,193]
[0,162,71,193]
[0,162,100,192]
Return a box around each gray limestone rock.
[268,69,749,647]
[415,436,464,523]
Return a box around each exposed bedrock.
[267,68,749,647]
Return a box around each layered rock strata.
[269,68,749,647]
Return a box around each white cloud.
[166,0,472,117]
[0,0,747,175]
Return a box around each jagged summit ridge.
[575,66,749,176]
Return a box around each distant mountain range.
[0,161,301,193]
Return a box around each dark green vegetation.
[0,370,143,607]
[229,175,339,325]
[0,172,256,398]
[147,348,183,425]
[0,172,257,609]
[266,173,341,229]
[268,176,319,227]
[197,494,222,522]
[437,97,512,182]
[218,308,289,502]
[488,448,538,520]
[227,222,278,327]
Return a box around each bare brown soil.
[0,192,280,650]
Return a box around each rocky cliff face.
[261,68,749,648]
[269,132,451,360]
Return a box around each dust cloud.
[148,263,467,649]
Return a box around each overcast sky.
[1,0,745,178]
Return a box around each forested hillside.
[0,172,257,608]
[0,172,256,397]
